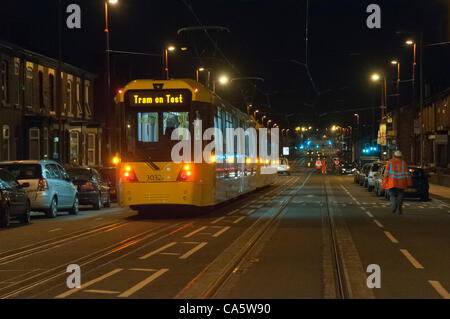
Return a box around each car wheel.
[93,193,102,210]
[69,196,79,215]
[46,197,58,218]
[368,185,373,192]
[19,200,31,224]
[0,204,11,228]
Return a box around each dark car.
[66,167,111,210]
[404,166,430,201]
[0,169,31,227]
[384,166,429,201]
[339,163,354,175]
[99,167,117,202]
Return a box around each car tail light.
[80,181,95,191]
[177,164,193,182]
[37,178,49,191]
[122,166,138,182]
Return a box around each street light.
[219,75,229,84]
[371,73,380,81]
[253,110,259,118]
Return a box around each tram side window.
[214,108,224,156]
[137,112,158,142]
[163,112,189,140]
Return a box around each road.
[0,161,449,299]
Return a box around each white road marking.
[139,242,177,260]
[160,252,180,256]
[129,268,157,272]
[400,249,424,269]
[384,231,399,244]
[118,268,169,298]
[85,289,120,294]
[227,209,240,216]
[179,242,207,259]
[211,216,226,224]
[373,219,384,228]
[365,211,374,218]
[49,228,62,232]
[212,226,230,238]
[233,216,246,224]
[55,268,123,298]
[428,280,450,299]
[184,226,207,238]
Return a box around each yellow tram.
[114,78,276,213]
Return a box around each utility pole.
[57,0,63,164]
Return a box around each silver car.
[0,160,78,218]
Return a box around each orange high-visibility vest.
[381,158,412,190]
[315,160,322,169]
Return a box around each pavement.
[0,162,448,299]
[429,183,450,200]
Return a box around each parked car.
[359,163,371,186]
[0,169,31,227]
[367,162,385,192]
[383,166,429,201]
[339,163,354,175]
[0,160,78,218]
[277,158,291,175]
[353,165,362,183]
[67,167,111,210]
[99,167,117,202]
[373,164,386,196]
[405,166,430,201]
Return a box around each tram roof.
[115,78,213,104]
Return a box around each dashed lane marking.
[400,249,424,269]
[373,219,384,228]
[118,268,169,298]
[233,216,246,224]
[184,226,207,238]
[226,209,240,216]
[212,226,230,238]
[49,228,62,232]
[85,289,120,294]
[55,268,123,298]
[211,216,226,224]
[384,231,399,244]
[179,242,208,260]
[428,280,450,299]
[139,242,177,260]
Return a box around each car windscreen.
[0,164,42,179]
[0,169,17,183]
[371,163,380,171]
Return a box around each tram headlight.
[112,156,120,165]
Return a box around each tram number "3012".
[146,175,163,181]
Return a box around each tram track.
[0,175,295,298]
[175,171,311,298]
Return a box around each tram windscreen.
[126,110,190,161]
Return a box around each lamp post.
[164,46,175,79]
[104,0,118,160]
[253,109,259,118]
[391,60,400,108]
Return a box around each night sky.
[1,0,449,131]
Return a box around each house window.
[67,80,72,115]
[84,82,92,117]
[1,60,8,103]
[14,59,21,106]
[25,64,33,108]
[49,74,55,112]
[29,127,40,160]
[38,71,44,109]
[2,125,10,161]
[76,81,82,116]
[69,130,79,164]
[87,133,96,165]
